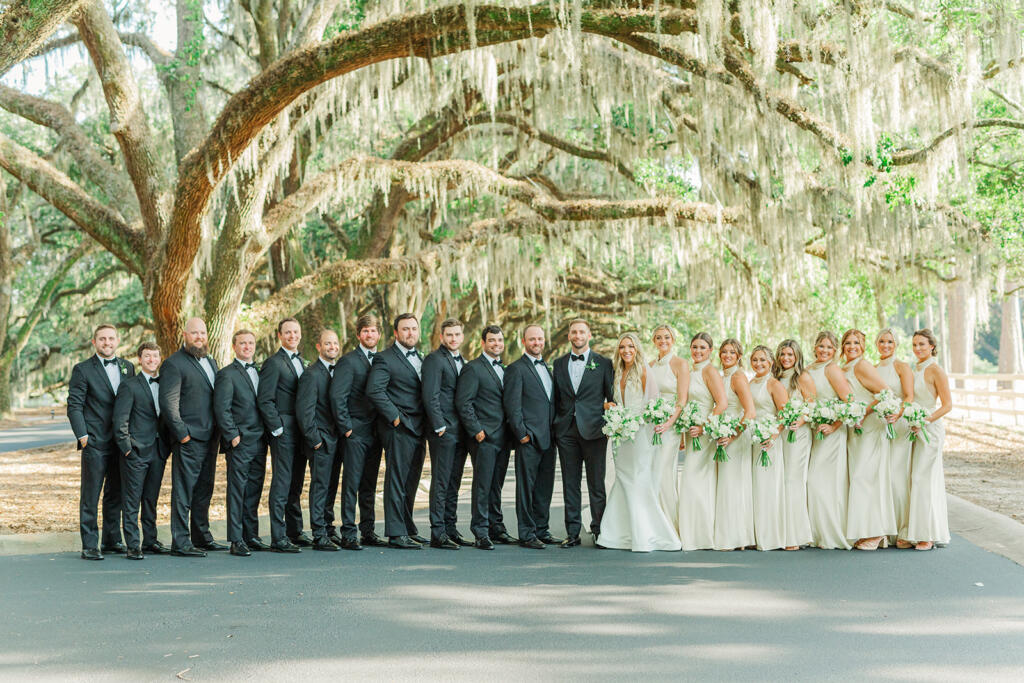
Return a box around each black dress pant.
[267,416,299,543]
[557,422,608,537]
[514,439,556,542]
[382,424,425,538]
[284,420,312,539]
[79,441,123,550]
[170,437,218,550]
[119,445,166,549]
[226,438,267,542]
[306,437,337,541]
[339,428,382,541]
[468,438,510,540]
[324,445,343,531]
[426,430,467,540]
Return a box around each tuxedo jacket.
[258,348,305,433]
[503,355,556,451]
[67,355,135,449]
[214,360,265,449]
[552,350,614,441]
[112,372,170,458]
[367,343,425,437]
[421,347,463,434]
[296,360,338,450]
[158,348,219,443]
[330,348,377,437]
[455,355,507,444]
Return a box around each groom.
[552,319,614,548]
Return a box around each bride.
[597,333,682,552]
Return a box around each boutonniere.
[120,364,128,376]
[586,360,598,371]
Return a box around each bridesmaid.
[907,329,952,550]
[677,332,726,551]
[772,340,815,550]
[713,339,756,551]
[875,328,915,548]
[649,325,689,525]
[749,346,789,551]
[806,331,853,550]
[840,329,896,550]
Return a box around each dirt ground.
[0,419,1020,535]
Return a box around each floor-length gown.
[906,357,950,544]
[713,366,754,550]
[877,357,912,542]
[845,357,896,541]
[779,369,813,548]
[598,375,682,552]
[806,360,851,550]
[750,377,786,550]
[677,360,716,550]
[649,354,680,527]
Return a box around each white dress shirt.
[449,348,465,374]
[397,342,422,376]
[237,358,259,393]
[280,346,303,377]
[319,357,335,377]
[142,370,160,416]
[526,352,553,400]
[568,347,591,393]
[97,354,121,393]
[360,345,376,364]
[483,351,504,385]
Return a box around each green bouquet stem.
[815,428,826,441]
[885,423,896,439]
[759,449,770,467]
[691,436,703,451]
[652,431,663,445]
[714,445,729,462]
[786,429,797,443]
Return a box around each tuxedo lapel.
[90,355,116,398]
[524,357,551,401]
[442,347,459,377]
[140,374,157,413]
[394,344,419,376]
[236,360,258,398]
[184,351,215,390]
[280,348,302,379]
[482,357,503,388]
[556,356,575,397]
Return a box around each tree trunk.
[998,291,1023,389]
[0,357,12,416]
[946,282,974,375]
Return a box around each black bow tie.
[570,354,585,362]
[491,359,503,367]
[327,364,336,373]
[289,353,301,361]
[452,355,463,363]
[148,377,159,385]
[534,359,546,366]
[405,349,418,358]
[103,358,118,366]
[242,362,257,370]
[366,351,375,360]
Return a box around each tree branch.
[0,0,84,76]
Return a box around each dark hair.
[690,332,713,350]
[318,328,338,344]
[393,313,417,331]
[912,328,939,357]
[355,313,381,334]
[720,338,744,367]
[773,339,805,393]
[277,317,300,334]
[93,324,116,339]
[136,341,160,357]
[232,329,256,344]
[481,325,503,341]
[440,317,463,332]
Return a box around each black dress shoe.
[328,531,345,547]
[142,541,170,554]
[492,531,517,545]
[538,534,563,545]
[449,533,474,547]
[312,537,339,551]
[80,548,103,561]
[171,546,207,557]
[126,547,144,560]
[389,535,422,549]
[290,532,314,547]
[230,542,252,557]
[409,534,429,544]
[361,533,388,547]
[339,538,363,551]
[247,537,271,551]
[197,540,228,551]
[520,538,545,550]
[430,537,459,550]
[560,536,581,548]
[101,542,127,555]
[270,540,301,553]
[474,538,494,550]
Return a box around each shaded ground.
[945,422,1024,524]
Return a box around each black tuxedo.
[159,347,220,550]
[214,361,267,543]
[552,349,614,537]
[113,372,169,550]
[296,359,339,541]
[257,348,309,543]
[503,354,557,542]
[455,354,511,540]
[368,342,426,538]
[330,347,382,541]
[421,347,469,541]
[67,354,134,550]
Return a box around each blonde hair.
[613,332,646,394]
[652,324,676,343]
[773,339,804,392]
[839,328,866,362]
[719,338,744,368]
[814,330,838,362]
[875,327,900,347]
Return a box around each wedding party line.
[66,314,952,560]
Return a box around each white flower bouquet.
[704,413,742,463]
[809,398,842,441]
[642,397,674,445]
[777,398,807,443]
[840,395,868,435]
[601,405,642,457]
[748,415,780,467]
[902,403,931,443]
[673,400,706,450]
[873,389,903,439]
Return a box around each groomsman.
[552,319,614,547]
[455,325,516,549]
[67,324,131,559]
[421,318,470,549]
[112,342,171,559]
[503,325,561,549]
[368,313,427,549]
[257,318,306,552]
[295,329,341,551]
[213,330,269,557]
[159,317,225,556]
[330,314,387,550]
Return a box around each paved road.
[2,494,1023,681]
[0,422,74,453]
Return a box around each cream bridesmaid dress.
[906,357,951,544]
[877,357,912,542]
[844,357,896,541]
[750,376,786,550]
[806,360,851,549]
[649,354,681,527]
[713,365,754,550]
[779,369,813,548]
[677,359,716,550]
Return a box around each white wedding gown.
[598,374,682,552]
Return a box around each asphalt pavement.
[0,422,74,453]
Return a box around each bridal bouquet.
[673,400,705,450]
[601,405,642,457]
[748,415,780,467]
[902,403,931,443]
[873,389,903,440]
[642,398,674,445]
[704,413,742,463]
[777,398,807,443]
[809,398,842,441]
[839,395,868,435]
